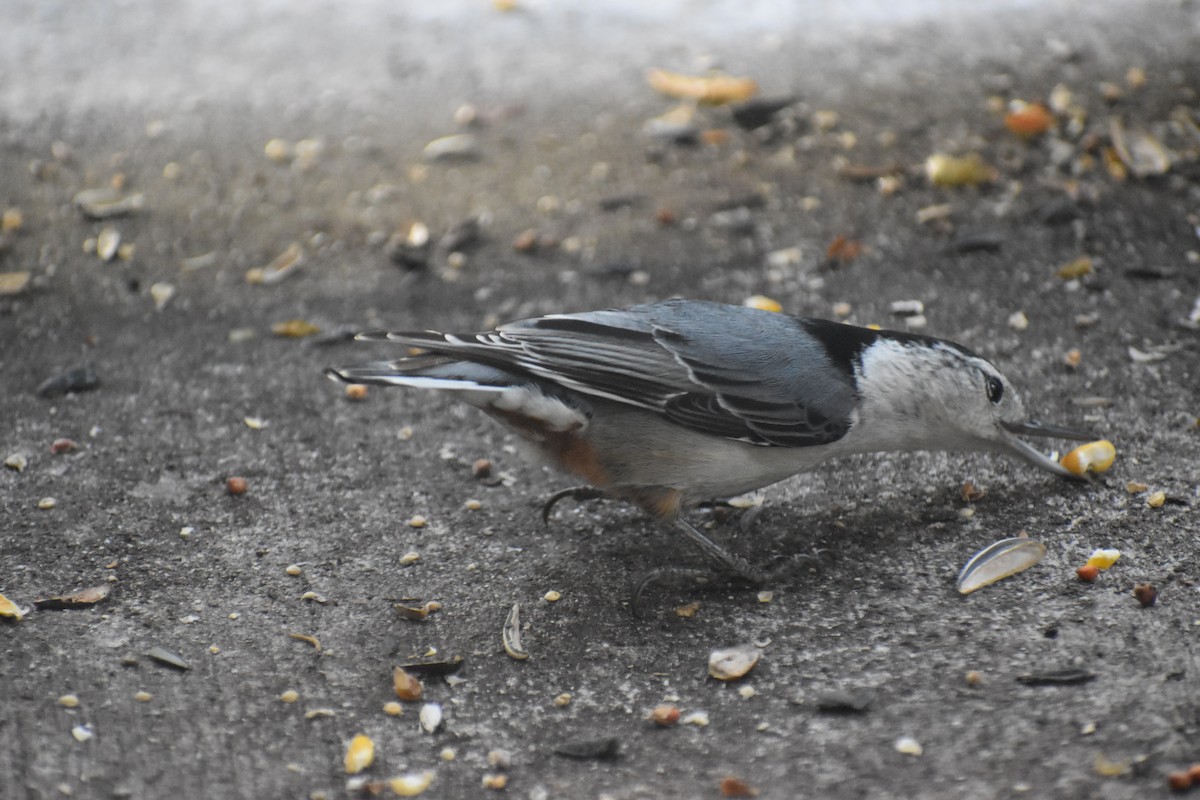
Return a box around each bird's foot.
[541,485,607,524]
[766,548,836,581]
[629,567,721,618]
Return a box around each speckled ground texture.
[2,1,1199,798]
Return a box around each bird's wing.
[355,300,862,447]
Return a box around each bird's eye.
[985,375,1005,404]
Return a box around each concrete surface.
[1,1,1198,798]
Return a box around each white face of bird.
[855,339,1091,477]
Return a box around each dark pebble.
[1036,196,1081,226]
[815,689,872,713]
[553,736,621,760]
[731,97,796,131]
[36,363,99,398]
[947,231,1005,254]
[1015,668,1095,686]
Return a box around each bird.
[328,298,1093,591]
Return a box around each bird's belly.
[582,404,838,502]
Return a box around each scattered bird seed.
[553,693,571,707]
[1110,118,1171,177]
[4,453,26,471]
[145,646,190,671]
[399,551,420,566]
[280,690,299,703]
[419,702,443,733]
[1085,549,1121,570]
[1147,491,1167,508]
[543,590,561,603]
[682,710,710,727]
[646,68,757,105]
[71,724,94,742]
[503,603,530,660]
[553,736,620,761]
[304,708,335,719]
[1057,256,1094,280]
[264,139,291,163]
[482,774,507,790]
[58,694,80,708]
[388,772,434,796]
[650,705,680,726]
[895,736,923,756]
[50,438,78,454]
[271,319,321,338]
[0,593,29,621]
[708,645,762,681]
[300,591,326,603]
[1076,564,1100,582]
[37,497,57,510]
[0,271,31,296]
[393,666,424,701]
[225,476,248,495]
[149,282,175,311]
[344,383,368,400]
[423,134,479,162]
[925,153,995,186]
[743,295,782,313]
[96,228,121,262]
[34,584,111,609]
[134,691,152,703]
[73,188,145,219]
[719,776,760,798]
[1133,583,1158,607]
[889,299,924,316]
[957,537,1046,594]
[288,632,321,652]
[344,734,375,774]
[246,243,303,285]
[383,701,403,716]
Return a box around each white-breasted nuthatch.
[329,299,1093,583]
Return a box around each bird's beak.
[999,419,1096,481]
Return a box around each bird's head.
[853,334,1094,478]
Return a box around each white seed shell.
[707,644,762,681]
[957,537,1047,594]
[419,702,443,734]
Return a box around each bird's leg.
[541,485,607,524]
[673,517,769,585]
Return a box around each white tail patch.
[491,387,587,432]
[344,372,587,434]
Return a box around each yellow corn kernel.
[343,734,375,774]
[1059,440,1116,476]
[1085,548,1121,570]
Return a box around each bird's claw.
[540,485,606,524]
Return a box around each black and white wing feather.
[342,299,870,447]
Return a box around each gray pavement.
[2,1,1199,798]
